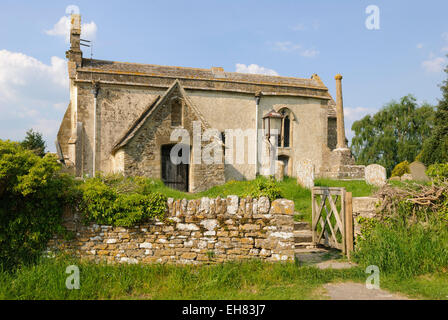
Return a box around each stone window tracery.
[171,97,183,127]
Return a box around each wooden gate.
[311,187,353,258]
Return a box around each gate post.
[311,187,316,245]
[345,191,354,260]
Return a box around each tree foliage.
[351,95,435,175]
[0,140,71,269]
[21,129,46,158]
[420,62,448,165]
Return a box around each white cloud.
[31,118,62,137]
[442,32,448,42]
[46,15,97,43]
[235,64,279,76]
[45,16,71,41]
[53,102,67,110]
[0,50,68,102]
[272,41,301,52]
[300,48,320,58]
[270,41,319,58]
[344,106,371,121]
[422,56,447,73]
[416,43,424,49]
[291,24,306,31]
[291,21,319,31]
[0,50,69,150]
[344,107,377,143]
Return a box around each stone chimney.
[335,74,347,149]
[66,14,82,78]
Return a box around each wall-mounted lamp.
[262,109,283,141]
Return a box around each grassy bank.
[0,256,362,300]
[142,176,376,222]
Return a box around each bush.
[0,140,72,270]
[78,175,167,227]
[391,160,410,177]
[354,182,448,277]
[426,163,448,179]
[248,176,282,201]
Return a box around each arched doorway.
[161,144,189,191]
[278,155,290,177]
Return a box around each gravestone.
[296,160,314,189]
[409,161,430,182]
[365,164,386,186]
[275,160,284,181]
[401,173,412,181]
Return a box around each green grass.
[1,256,447,300]
[143,176,376,223]
[354,220,448,277]
[380,273,448,300]
[0,256,360,300]
[314,178,376,197]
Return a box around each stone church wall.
[48,197,295,264]
[121,87,225,192]
[74,83,164,176]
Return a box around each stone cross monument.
[335,74,347,149]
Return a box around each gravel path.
[323,282,411,300]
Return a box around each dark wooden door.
[161,144,189,192]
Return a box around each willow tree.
[350,95,435,175]
[420,63,448,165]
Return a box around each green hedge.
[0,140,72,269]
[77,175,167,227]
[426,163,448,179]
[247,176,282,201]
[0,141,169,269]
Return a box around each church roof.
[77,58,337,116]
[80,59,327,90]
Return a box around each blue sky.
[1,0,447,152]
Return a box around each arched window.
[283,115,290,147]
[171,98,183,127]
[279,108,293,148]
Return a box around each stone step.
[294,230,312,243]
[293,221,310,231]
[294,247,342,264]
[295,242,317,249]
[295,247,327,254]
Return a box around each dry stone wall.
[352,196,381,240]
[48,196,295,264]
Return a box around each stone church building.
[57,15,363,192]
